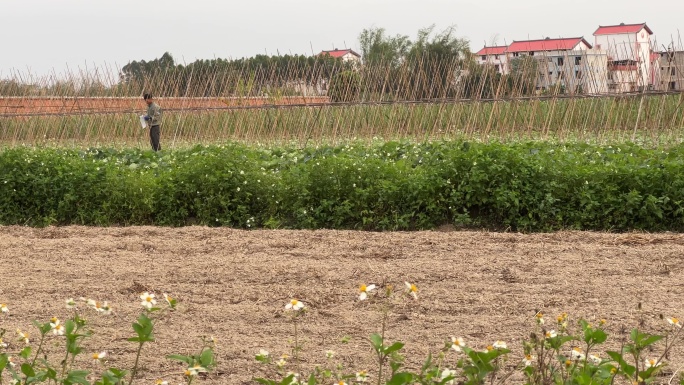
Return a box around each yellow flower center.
[51,317,58,323]
[360,285,367,292]
[672,317,679,324]
[92,353,99,360]
[526,354,532,360]
[184,370,191,377]
[145,297,152,303]
[610,368,617,374]
[290,299,298,306]
[410,284,417,292]
[565,360,572,367]
[600,319,606,325]
[486,345,494,351]
[536,312,543,319]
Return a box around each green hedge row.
[1,141,683,231]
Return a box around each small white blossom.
[404,281,418,300]
[666,317,681,328]
[492,340,507,350]
[570,347,585,360]
[644,358,661,368]
[451,336,465,352]
[355,370,369,382]
[140,292,156,309]
[65,298,76,309]
[589,354,601,365]
[92,351,107,362]
[440,368,457,385]
[358,284,376,301]
[285,299,304,311]
[523,354,535,366]
[0,304,8,313]
[325,350,335,359]
[545,330,558,339]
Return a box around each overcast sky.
[1,0,683,79]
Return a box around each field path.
[1,226,684,384]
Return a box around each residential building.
[319,49,362,65]
[593,23,654,91]
[658,50,684,90]
[475,46,508,74]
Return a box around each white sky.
[1,0,683,79]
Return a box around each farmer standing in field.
[143,93,162,151]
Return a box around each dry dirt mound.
[1,226,683,384]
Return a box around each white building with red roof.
[475,37,608,93]
[475,46,508,74]
[319,49,362,65]
[593,23,654,91]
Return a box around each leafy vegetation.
[1,140,684,231]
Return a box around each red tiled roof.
[594,23,653,35]
[319,49,361,58]
[506,37,591,53]
[475,46,507,56]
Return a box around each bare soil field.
[1,226,684,384]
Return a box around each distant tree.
[328,71,361,102]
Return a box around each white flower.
[570,347,585,360]
[155,380,168,385]
[100,302,112,315]
[325,350,335,359]
[0,304,8,313]
[185,364,207,376]
[65,298,76,309]
[358,284,376,301]
[492,340,507,350]
[92,351,106,362]
[545,330,558,339]
[589,354,601,365]
[163,293,175,307]
[523,354,535,366]
[451,336,465,352]
[16,329,29,344]
[336,381,348,385]
[0,338,7,348]
[644,358,661,368]
[355,370,369,382]
[404,281,418,300]
[440,368,456,385]
[50,318,64,336]
[666,317,681,328]
[258,349,269,358]
[140,292,156,309]
[285,299,304,311]
[535,311,544,325]
[275,357,287,368]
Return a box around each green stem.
[128,342,145,385]
[293,317,301,375]
[376,306,388,385]
[31,334,45,366]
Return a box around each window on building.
[495,64,500,72]
[672,68,676,76]
[494,55,499,60]
[557,57,564,66]
[529,51,535,56]
[575,57,581,65]
[670,81,676,90]
[549,71,553,76]
[513,52,520,57]
[481,55,486,60]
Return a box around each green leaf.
[591,329,608,344]
[0,354,9,373]
[386,372,413,385]
[65,370,91,385]
[640,335,663,347]
[370,333,383,351]
[167,354,193,365]
[384,342,405,355]
[200,348,215,368]
[21,363,36,378]
[253,378,276,385]
[307,372,317,385]
[20,346,32,359]
[606,351,635,377]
